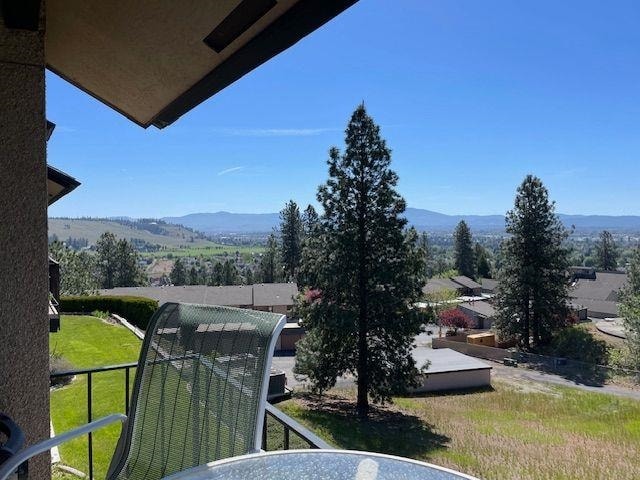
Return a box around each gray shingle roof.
[570,272,628,302]
[252,283,298,307]
[481,278,498,292]
[458,301,496,318]
[451,276,482,290]
[422,278,462,296]
[99,283,298,307]
[570,298,619,317]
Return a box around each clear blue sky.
[47,0,640,218]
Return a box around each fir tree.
[596,230,619,271]
[302,204,320,235]
[279,200,303,281]
[621,245,640,368]
[170,258,186,286]
[475,243,492,278]
[453,220,475,278]
[294,105,425,418]
[96,232,118,289]
[494,175,570,349]
[260,234,280,283]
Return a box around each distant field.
[48,218,216,248]
[141,244,265,258]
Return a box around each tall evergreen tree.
[223,259,238,285]
[260,234,280,283]
[419,232,435,279]
[49,241,98,295]
[453,220,475,278]
[475,242,492,278]
[596,230,619,271]
[211,262,224,285]
[115,238,143,287]
[96,232,119,289]
[494,175,570,349]
[294,105,425,418]
[620,245,640,368]
[244,267,254,286]
[170,258,186,286]
[302,204,320,235]
[279,200,303,281]
[188,265,199,285]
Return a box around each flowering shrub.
[438,308,474,333]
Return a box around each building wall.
[0,5,51,478]
[411,369,491,393]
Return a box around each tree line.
[49,232,145,295]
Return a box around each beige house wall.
[0,5,51,478]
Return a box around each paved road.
[273,342,640,401]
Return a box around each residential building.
[569,271,628,319]
[457,301,496,330]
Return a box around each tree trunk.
[356,178,369,419]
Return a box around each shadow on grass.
[291,393,450,458]
[527,363,609,387]
[403,385,495,398]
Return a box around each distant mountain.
[162,208,640,234]
[162,212,280,234]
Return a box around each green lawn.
[50,316,141,478]
[49,315,306,478]
[141,244,265,259]
[278,384,640,480]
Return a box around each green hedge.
[60,295,158,330]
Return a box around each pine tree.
[453,220,475,278]
[298,205,322,288]
[620,245,640,368]
[294,105,425,418]
[223,259,238,285]
[494,175,570,349]
[188,266,199,285]
[170,258,186,286]
[260,234,280,283]
[475,243,492,278]
[279,200,303,281]
[49,241,98,295]
[302,204,320,235]
[596,230,619,271]
[211,262,224,286]
[419,232,435,278]
[96,232,118,288]
[115,238,143,287]
[244,267,254,286]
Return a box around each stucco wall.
[0,5,50,479]
[412,369,491,393]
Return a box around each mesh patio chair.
[0,303,285,480]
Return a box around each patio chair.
[0,303,285,480]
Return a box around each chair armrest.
[0,414,127,480]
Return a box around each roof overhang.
[45,0,358,129]
[47,165,80,206]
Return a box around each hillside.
[162,208,640,234]
[48,218,217,248]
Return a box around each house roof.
[481,278,498,292]
[451,276,482,290]
[413,348,491,374]
[100,285,253,307]
[45,1,358,128]
[253,283,298,307]
[47,165,80,206]
[99,282,299,308]
[458,301,496,318]
[422,278,461,296]
[570,272,628,302]
[570,298,619,317]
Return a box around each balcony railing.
[45,362,328,480]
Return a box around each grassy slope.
[50,316,141,478]
[140,244,265,259]
[48,218,215,248]
[278,383,640,480]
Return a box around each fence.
[49,363,325,480]
[432,337,640,385]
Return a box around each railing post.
[283,427,290,450]
[262,413,267,450]
[87,371,93,480]
[125,367,130,416]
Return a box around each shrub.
[549,326,609,365]
[50,348,74,387]
[60,295,158,330]
[91,309,110,319]
[439,308,474,333]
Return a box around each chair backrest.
[107,303,285,480]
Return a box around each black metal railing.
[48,362,326,479]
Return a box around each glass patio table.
[162,449,478,480]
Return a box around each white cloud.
[217,166,245,176]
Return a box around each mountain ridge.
[161,208,640,234]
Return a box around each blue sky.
[47,0,640,218]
